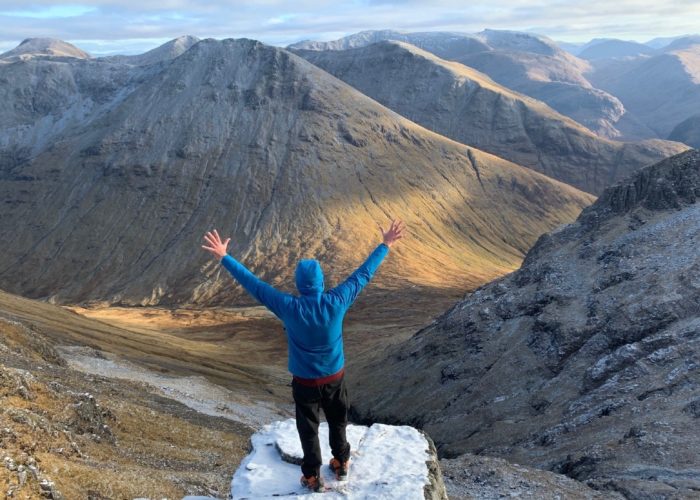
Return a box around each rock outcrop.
[231,418,447,499]
[293,40,687,194]
[440,453,622,499]
[350,149,700,499]
[0,37,593,306]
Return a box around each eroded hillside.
[0,37,593,307]
[350,149,700,499]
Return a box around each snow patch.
[58,346,289,429]
[231,418,431,499]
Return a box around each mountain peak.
[663,34,700,52]
[592,148,700,214]
[98,34,200,65]
[476,29,559,55]
[1,37,90,60]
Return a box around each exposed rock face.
[290,29,626,138]
[350,149,700,499]
[440,453,622,499]
[0,50,156,161]
[293,41,687,194]
[589,41,700,139]
[669,114,700,148]
[0,37,593,306]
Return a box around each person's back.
[201,219,406,491]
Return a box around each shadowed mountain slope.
[669,114,700,148]
[578,39,655,60]
[0,37,593,306]
[589,40,700,139]
[293,40,687,194]
[350,149,700,499]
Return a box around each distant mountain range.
[291,29,700,144]
[587,36,700,139]
[557,34,698,55]
[0,37,593,306]
[290,29,626,138]
[291,40,685,194]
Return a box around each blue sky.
[0,0,698,55]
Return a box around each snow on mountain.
[231,419,446,499]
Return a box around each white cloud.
[0,0,696,55]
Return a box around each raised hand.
[379,218,406,248]
[201,229,231,259]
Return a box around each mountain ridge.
[349,149,700,499]
[293,39,688,194]
[0,37,91,60]
[289,29,627,137]
[0,37,594,306]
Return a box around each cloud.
[0,0,696,55]
[0,4,97,18]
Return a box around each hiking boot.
[300,474,324,492]
[329,457,350,481]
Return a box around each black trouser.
[292,375,351,478]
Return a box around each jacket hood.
[295,259,324,295]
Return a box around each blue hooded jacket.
[220,243,389,378]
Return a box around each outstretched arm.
[201,229,293,319]
[329,219,406,309]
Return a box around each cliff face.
[0,37,593,306]
[293,40,687,195]
[350,149,700,499]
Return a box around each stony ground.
[440,454,623,499]
[0,315,253,499]
[351,150,700,499]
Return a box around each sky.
[0,0,698,56]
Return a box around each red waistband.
[293,368,345,387]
